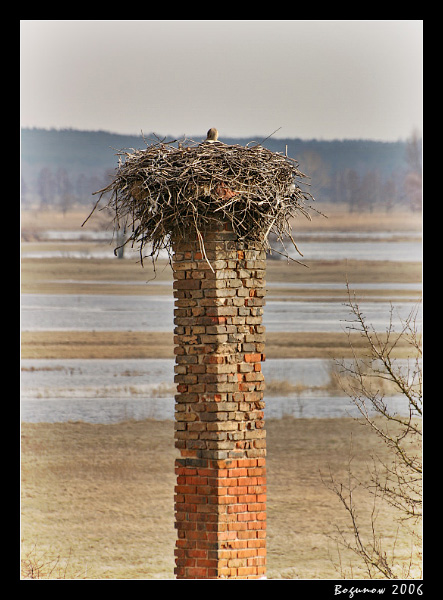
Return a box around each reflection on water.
[21,358,415,423]
[21,294,421,333]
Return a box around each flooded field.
[21,229,422,262]
[21,357,413,423]
[21,212,422,425]
[21,292,421,333]
[20,208,423,580]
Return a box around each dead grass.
[20,255,421,299]
[20,417,421,579]
[21,419,178,579]
[21,255,421,285]
[20,331,174,359]
[21,208,104,234]
[289,203,422,233]
[20,330,420,360]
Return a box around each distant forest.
[21,127,422,213]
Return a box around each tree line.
[297,129,422,212]
[21,128,422,213]
[21,166,112,214]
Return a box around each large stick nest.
[84,137,315,265]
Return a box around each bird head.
[205,127,219,142]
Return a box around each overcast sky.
[20,20,423,141]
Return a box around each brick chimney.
[172,220,267,579]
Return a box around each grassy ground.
[21,330,420,360]
[20,417,422,580]
[20,256,422,295]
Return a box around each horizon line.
[20,125,419,144]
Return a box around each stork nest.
[83,137,315,265]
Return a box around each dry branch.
[83,137,315,265]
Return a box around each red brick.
[185,567,209,578]
[173,279,202,289]
[237,566,257,576]
[237,549,257,559]
[174,484,196,494]
[247,539,266,548]
[244,353,262,363]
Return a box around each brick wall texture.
[172,221,267,579]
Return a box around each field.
[20,205,422,579]
[21,417,422,580]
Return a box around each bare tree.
[404,130,422,213]
[359,170,381,213]
[37,167,56,208]
[323,285,422,579]
[382,177,398,213]
[342,169,361,213]
[298,150,331,202]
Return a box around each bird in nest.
[201,128,237,199]
[204,127,219,143]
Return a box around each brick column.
[172,221,267,579]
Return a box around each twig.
[83,137,315,264]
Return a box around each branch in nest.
[83,137,316,266]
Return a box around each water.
[22,230,422,262]
[20,358,174,423]
[291,231,422,240]
[263,299,420,333]
[21,229,421,423]
[21,358,415,423]
[20,394,411,423]
[288,240,421,262]
[21,293,421,333]
[269,281,422,291]
[21,294,174,332]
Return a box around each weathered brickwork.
[172,221,267,579]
